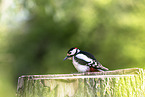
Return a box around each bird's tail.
[96,62,109,71]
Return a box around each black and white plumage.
[64,47,109,72]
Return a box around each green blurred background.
[0,0,145,96]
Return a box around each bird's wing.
[76,51,109,71]
[81,51,109,71]
[80,51,97,61]
[74,54,93,65]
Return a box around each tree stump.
[17,68,144,97]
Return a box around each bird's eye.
[68,52,71,54]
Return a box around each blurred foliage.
[0,0,145,96]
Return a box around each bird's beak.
[63,56,68,61]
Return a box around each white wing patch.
[76,54,93,63]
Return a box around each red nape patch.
[75,48,78,49]
[90,67,100,72]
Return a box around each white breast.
[72,57,90,72]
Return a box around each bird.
[64,47,109,72]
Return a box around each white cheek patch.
[70,49,77,55]
[76,54,93,63]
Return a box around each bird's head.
[64,47,80,60]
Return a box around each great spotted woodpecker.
[64,47,109,72]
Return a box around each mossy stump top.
[17,68,144,97]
